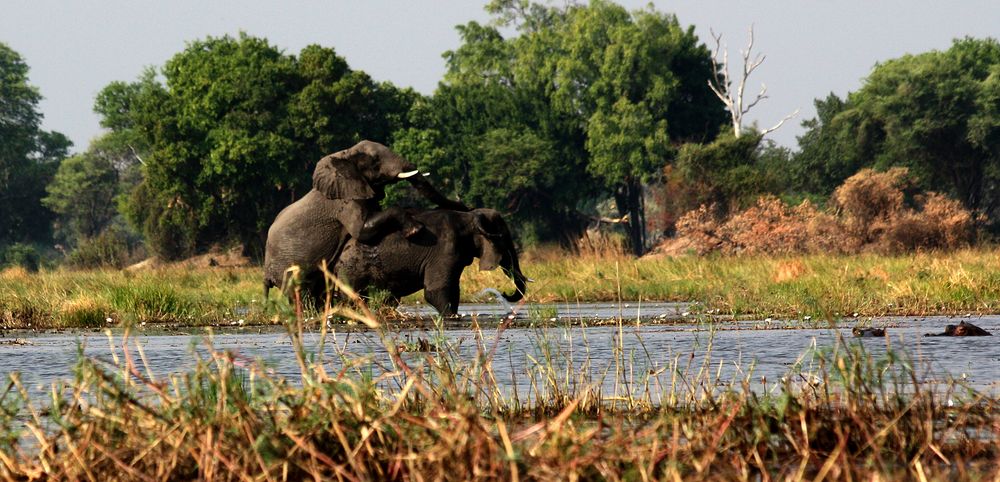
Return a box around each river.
[1,302,998,401]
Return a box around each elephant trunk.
[501,255,528,303]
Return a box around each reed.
[0,271,995,479]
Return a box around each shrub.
[832,167,910,244]
[66,229,135,269]
[671,168,974,255]
[879,193,974,252]
[1,244,41,272]
[673,205,725,255]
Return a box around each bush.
[675,198,855,255]
[671,168,974,255]
[66,229,136,269]
[879,193,974,252]
[831,167,910,244]
[724,197,855,255]
[1,244,41,272]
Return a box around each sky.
[3,1,999,153]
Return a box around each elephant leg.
[358,207,423,244]
[424,288,459,318]
[424,267,462,318]
[302,273,333,310]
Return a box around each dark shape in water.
[925,321,992,337]
[397,337,438,353]
[852,327,885,338]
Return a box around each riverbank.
[4,248,1000,328]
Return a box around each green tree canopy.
[43,133,139,245]
[0,42,71,246]
[100,34,415,259]
[404,1,724,252]
[794,37,1000,223]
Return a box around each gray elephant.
[335,207,529,317]
[263,140,468,304]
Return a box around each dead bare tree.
[708,25,798,138]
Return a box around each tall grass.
[6,248,1000,328]
[0,272,996,479]
[468,247,1000,317]
[0,266,267,328]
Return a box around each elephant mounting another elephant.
[335,207,528,317]
[262,140,527,316]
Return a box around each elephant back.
[264,190,353,283]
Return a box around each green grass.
[467,247,1000,317]
[0,265,269,328]
[6,248,1000,328]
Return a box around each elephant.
[334,207,529,317]
[263,140,468,304]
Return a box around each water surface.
[2,306,997,401]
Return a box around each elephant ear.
[473,212,503,271]
[313,153,375,200]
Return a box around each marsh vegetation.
[0,287,996,480]
[6,248,1000,329]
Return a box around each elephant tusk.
[397,170,419,179]
[422,172,430,176]
[526,278,536,283]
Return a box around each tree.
[794,37,1000,223]
[100,34,414,259]
[43,134,132,244]
[397,48,596,245]
[675,131,765,211]
[707,25,798,138]
[0,42,71,246]
[415,1,724,254]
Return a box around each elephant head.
[470,208,529,303]
[312,140,420,201]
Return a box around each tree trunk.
[614,179,646,256]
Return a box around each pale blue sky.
[3,1,998,151]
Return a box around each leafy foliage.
[43,139,121,243]
[407,1,724,253]
[65,228,136,269]
[0,42,70,246]
[793,38,1000,226]
[101,34,414,260]
[0,243,41,272]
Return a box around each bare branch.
[706,24,797,138]
[743,83,768,114]
[760,108,801,137]
[128,145,145,165]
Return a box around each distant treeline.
[3,0,1000,269]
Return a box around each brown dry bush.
[670,168,974,255]
[673,204,726,255]
[675,197,855,255]
[832,167,909,244]
[722,197,855,255]
[885,192,974,251]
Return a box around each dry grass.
[0,277,996,480]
